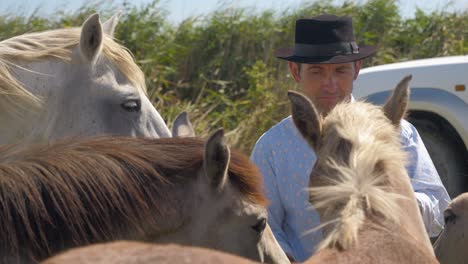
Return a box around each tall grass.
[1,0,467,152]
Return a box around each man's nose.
[323,74,339,93]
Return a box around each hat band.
[294,42,359,57]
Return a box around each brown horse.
[0,130,288,264]
[42,241,256,264]
[434,192,468,264]
[288,76,438,263]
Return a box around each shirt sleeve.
[400,120,451,237]
[250,138,294,257]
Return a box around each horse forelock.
[0,27,146,124]
[0,136,266,256]
[308,101,408,251]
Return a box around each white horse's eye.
[121,100,141,112]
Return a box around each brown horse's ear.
[383,75,412,126]
[172,111,195,137]
[288,91,322,149]
[203,128,230,191]
[80,13,103,63]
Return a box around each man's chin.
[316,103,336,116]
[317,98,340,111]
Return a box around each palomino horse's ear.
[80,13,103,63]
[383,75,412,126]
[102,11,122,37]
[203,128,230,191]
[288,91,322,149]
[172,111,195,137]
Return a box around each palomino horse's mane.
[0,27,146,120]
[0,136,267,256]
[308,101,408,251]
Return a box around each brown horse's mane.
[0,136,266,261]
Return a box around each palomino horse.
[0,130,288,264]
[0,12,171,144]
[434,192,468,264]
[42,241,256,264]
[288,76,438,263]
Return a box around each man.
[250,14,450,262]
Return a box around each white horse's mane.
[308,101,408,251]
[0,27,146,121]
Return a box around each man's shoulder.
[399,119,418,140]
[255,116,295,144]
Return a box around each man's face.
[288,61,361,115]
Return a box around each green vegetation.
[1,0,467,152]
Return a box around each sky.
[1,0,467,24]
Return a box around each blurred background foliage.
[1,0,467,152]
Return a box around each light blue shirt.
[250,115,451,262]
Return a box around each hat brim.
[275,45,377,64]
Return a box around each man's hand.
[418,199,424,216]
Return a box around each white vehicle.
[354,55,468,198]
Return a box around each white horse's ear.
[383,75,411,126]
[102,11,122,37]
[204,128,230,191]
[172,111,195,137]
[288,90,322,150]
[80,13,103,63]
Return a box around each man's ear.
[288,61,301,83]
[353,60,362,80]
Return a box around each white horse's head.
[0,13,171,144]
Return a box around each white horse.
[0,12,171,144]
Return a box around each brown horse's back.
[42,241,257,264]
[306,222,438,264]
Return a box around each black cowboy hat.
[275,14,376,64]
